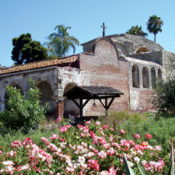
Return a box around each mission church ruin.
[0,33,175,118]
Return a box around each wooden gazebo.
[64,86,123,118]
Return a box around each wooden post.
[80,98,83,118]
[105,98,108,117]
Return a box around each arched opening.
[64,82,77,95]
[115,43,128,56]
[4,84,23,110]
[64,83,79,118]
[142,67,149,88]
[158,69,162,80]
[132,65,140,88]
[92,44,95,53]
[36,81,54,115]
[135,47,149,53]
[151,67,156,88]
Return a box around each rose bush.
[0,120,168,174]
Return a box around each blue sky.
[0,0,175,67]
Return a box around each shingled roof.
[64,86,123,99]
[0,55,79,75]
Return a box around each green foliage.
[12,33,48,65]
[101,110,142,132]
[168,140,175,175]
[153,79,175,114]
[127,25,147,37]
[137,163,147,175]
[123,155,135,175]
[0,81,46,133]
[147,15,163,42]
[119,114,175,155]
[45,25,79,57]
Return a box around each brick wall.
[79,39,130,115]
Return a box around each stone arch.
[151,67,156,88]
[158,69,162,80]
[115,42,128,56]
[142,67,149,88]
[64,82,77,94]
[135,47,149,53]
[132,64,140,88]
[64,82,79,118]
[36,81,54,114]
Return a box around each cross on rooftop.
[101,22,107,37]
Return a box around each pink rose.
[56,116,62,123]
[145,133,152,140]
[120,129,126,135]
[134,133,140,139]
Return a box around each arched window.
[158,69,162,80]
[132,65,140,88]
[142,67,149,88]
[151,67,156,88]
[135,47,149,53]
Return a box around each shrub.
[0,80,46,133]
[101,110,142,132]
[153,79,175,114]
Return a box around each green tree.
[127,25,147,37]
[12,33,48,65]
[147,15,163,42]
[152,79,175,114]
[0,79,46,133]
[46,25,79,57]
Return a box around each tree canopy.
[12,33,48,65]
[46,25,79,57]
[127,25,147,37]
[147,15,163,42]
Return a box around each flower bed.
[0,120,167,174]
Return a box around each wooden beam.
[107,97,115,110]
[82,99,90,108]
[72,99,80,108]
[99,98,106,108]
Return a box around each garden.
[0,79,175,174]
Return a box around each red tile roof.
[0,55,79,75]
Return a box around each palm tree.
[127,25,147,37]
[147,15,163,42]
[46,25,79,57]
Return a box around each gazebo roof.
[64,86,123,99]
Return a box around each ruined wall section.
[79,39,130,115]
[57,67,83,117]
[162,50,175,80]
[0,68,58,111]
[129,51,162,65]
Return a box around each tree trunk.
[154,34,156,42]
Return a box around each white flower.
[2,160,14,166]
[134,156,140,163]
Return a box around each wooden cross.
[101,22,107,37]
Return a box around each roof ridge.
[0,55,79,75]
